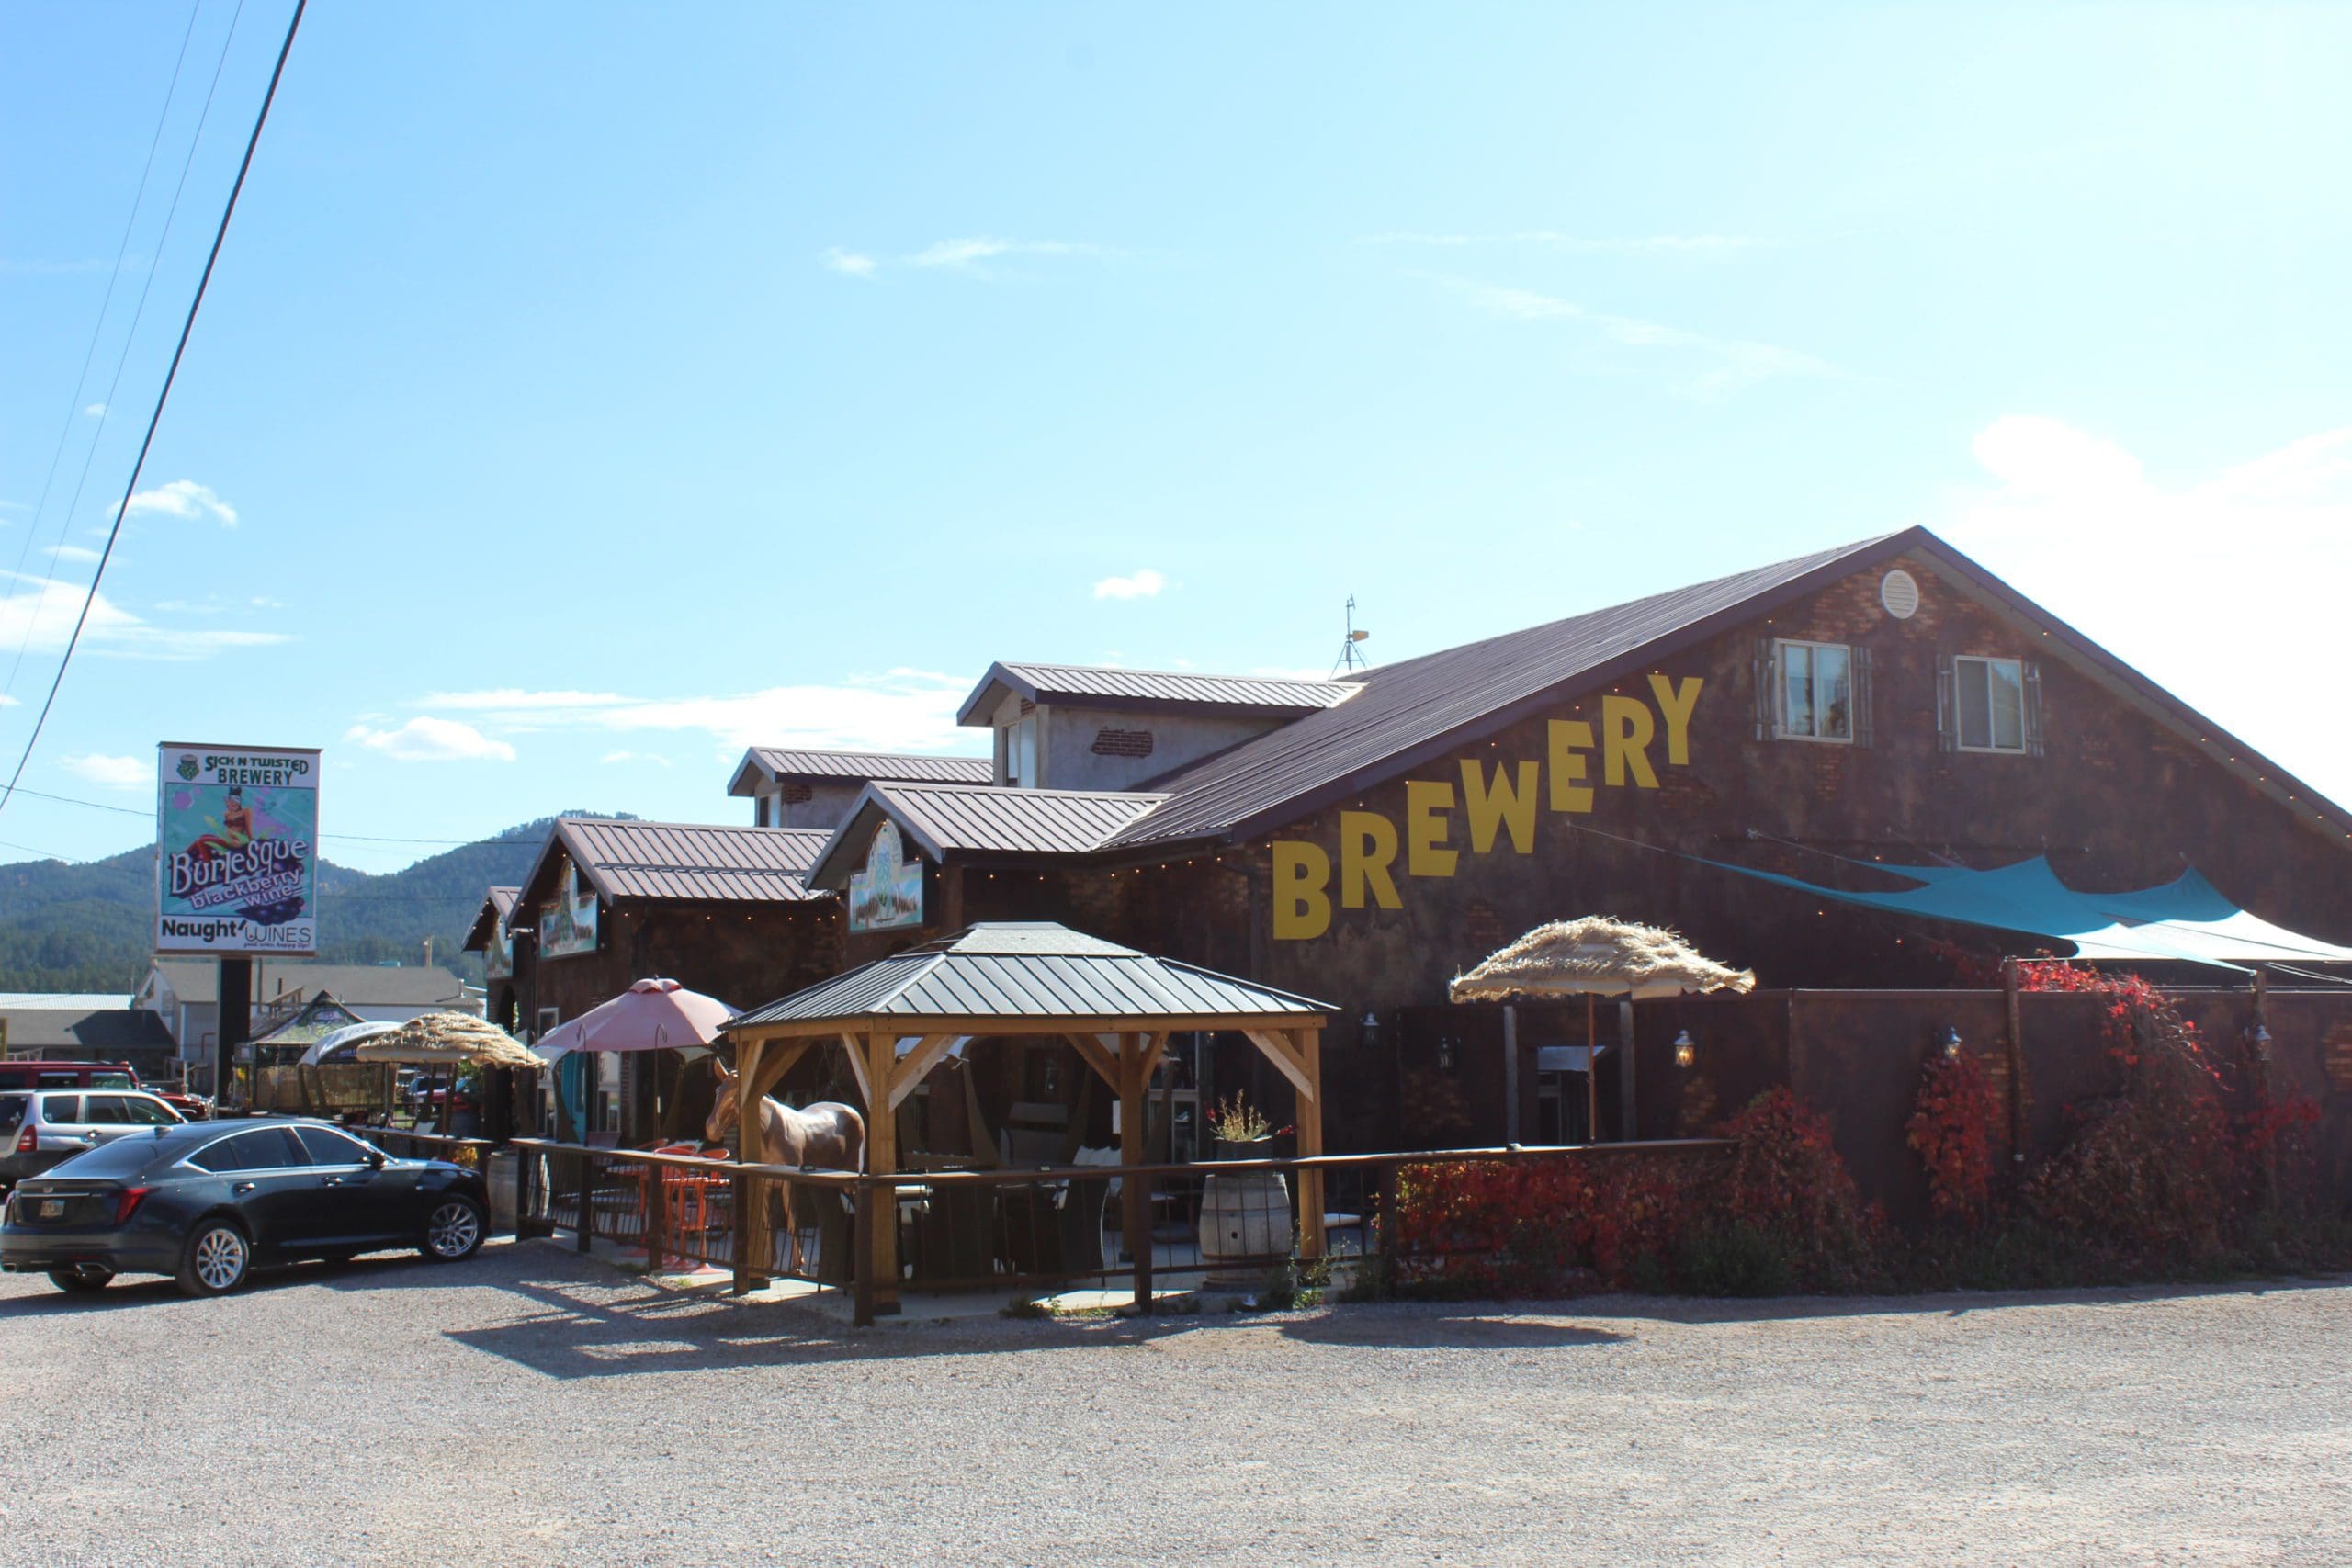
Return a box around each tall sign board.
[154,742,321,955]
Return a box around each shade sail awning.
[1715,855,2352,970]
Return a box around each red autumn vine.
[1905,1045,1996,1226]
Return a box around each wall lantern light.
[1672,1030,1697,1069]
[1939,1025,1963,1060]
[2245,1021,2273,1058]
[1436,1037,1456,1073]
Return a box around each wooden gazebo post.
[733,1037,768,1292]
[865,1031,900,1315]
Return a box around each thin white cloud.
[120,479,236,527]
[600,750,673,767]
[0,571,288,661]
[407,670,974,754]
[57,752,149,790]
[827,237,1131,278]
[1092,568,1168,601]
[1940,416,2352,811]
[0,694,17,707]
[46,544,102,564]
[909,236,1116,268]
[344,716,517,763]
[1363,231,1767,254]
[1424,274,1836,399]
[83,402,106,418]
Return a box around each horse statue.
[706,1059,866,1275]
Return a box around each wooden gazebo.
[723,922,1330,1312]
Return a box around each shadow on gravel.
[1518,1273,2352,1327]
[1276,1313,1629,1352]
[417,1246,1649,1379]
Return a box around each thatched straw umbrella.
[354,1011,542,1068]
[353,1012,539,1128]
[1450,917,1754,1142]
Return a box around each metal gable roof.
[727,747,992,797]
[1105,534,1898,850]
[729,922,1331,1030]
[521,818,835,906]
[808,782,1168,888]
[956,661,1361,727]
[463,886,519,953]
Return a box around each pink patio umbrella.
[536,977,738,1060]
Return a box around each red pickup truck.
[0,1062,209,1121]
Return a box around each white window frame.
[1953,655,2030,754]
[1004,713,1039,788]
[1774,638,1855,744]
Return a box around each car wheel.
[177,1220,251,1297]
[421,1197,486,1261]
[47,1265,113,1294]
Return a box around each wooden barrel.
[1198,1170,1292,1288]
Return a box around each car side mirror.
[366,1149,387,1169]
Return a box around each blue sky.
[4,2,2348,874]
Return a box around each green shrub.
[1675,1224,1794,1298]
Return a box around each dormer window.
[1004,714,1038,788]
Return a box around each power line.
[0,0,209,691]
[0,784,543,846]
[0,0,306,818]
[4,0,250,701]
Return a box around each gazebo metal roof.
[728,922,1329,1034]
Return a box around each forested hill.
[0,815,624,994]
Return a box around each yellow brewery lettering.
[1460,760,1539,854]
[1405,779,1458,876]
[1647,672,1702,765]
[1546,719,1595,814]
[1600,694,1659,789]
[1269,671,1705,939]
[1339,811,1404,909]
[1273,840,1332,940]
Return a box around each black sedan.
[0,1118,489,1297]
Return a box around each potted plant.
[1200,1094,1293,1287]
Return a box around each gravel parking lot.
[0,1240,2345,1566]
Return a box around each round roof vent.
[1880,568,1920,620]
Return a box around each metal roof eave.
[725,749,768,798]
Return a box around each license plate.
[38,1200,64,1219]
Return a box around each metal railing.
[505,1136,1729,1325]
[508,1140,845,1293]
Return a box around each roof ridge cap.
[1001,658,1361,687]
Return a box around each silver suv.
[1,1090,185,1189]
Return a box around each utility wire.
[3,0,249,699]
[0,0,208,683]
[0,0,305,819]
[0,783,546,848]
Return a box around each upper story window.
[1003,714,1038,788]
[1953,656,2028,752]
[1776,639,1853,742]
[752,794,773,828]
